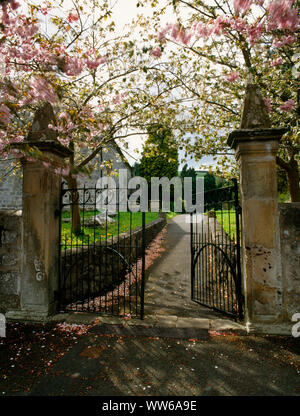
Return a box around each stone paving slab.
[47,312,247,335]
[89,324,211,340]
[176,317,210,329]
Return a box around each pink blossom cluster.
[225,71,239,82]
[0,104,12,125]
[280,99,295,111]
[63,56,84,76]
[175,26,193,45]
[29,77,57,105]
[267,0,299,31]
[155,0,299,55]
[272,34,297,48]
[271,57,283,66]
[263,97,272,112]
[158,24,173,41]
[233,0,253,16]
[158,23,193,45]
[67,11,79,23]
[246,22,264,46]
[151,46,162,57]
[86,56,107,70]
[229,17,247,33]
[0,3,108,83]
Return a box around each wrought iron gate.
[190,179,244,320]
[58,183,146,319]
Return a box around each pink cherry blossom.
[0,104,12,125]
[213,16,230,35]
[272,57,283,66]
[233,0,253,15]
[29,77,57,104]
[272,34,297,47]
[230,17,247,33]
[263,98,272,113]
[178,27,192,45]
[40,6,49,16]
[171,23,179,39]
[5,0,20,10]
[267,0,299,32]
[225,71,239,82]
[158,24,172,41]
[196,23,214,38]
[151,46,162,58]
[67,11,79,23]
[246,22,264,46]
[63,56,84,76]
[280,99,295,111]
[86,56,107,69]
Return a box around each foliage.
[139,125,179,182]
[204,172,217,192]
[0,0,184,178]
[139,0,300,200]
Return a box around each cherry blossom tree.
[0,0,189,232]
[141,0,300,201]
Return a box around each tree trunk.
[66,175,81,235]
[276,157,300,203]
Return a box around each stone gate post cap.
[227,127,288,149]
[12,140,73,158]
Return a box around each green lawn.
[214,210,240,241]
[166,211,178,220]
[61,211,159,246]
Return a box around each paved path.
[144,214,223,319]
[27,324,299,396]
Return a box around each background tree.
[139,124,179,181]
[204,171,216,192]
[180,163,196,208]
[139,124,179,210]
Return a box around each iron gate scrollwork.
[58,182,146,318]
[190,179,244,320]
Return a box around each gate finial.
[27,101,57,141]
[240,84,271,129]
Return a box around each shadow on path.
[144,215,224,319]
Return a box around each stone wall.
[60,217,166,307]
[0,210,22,313]
[278,203,300,325]
[0,143,132,211]
[0,160,22,210]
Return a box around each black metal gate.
[58,183,146,319]
[190,179,244,320]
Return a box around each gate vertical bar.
[233,178,243,319]
[57,181,64,312]
[140,211,146,319]
[190,212,194,300]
